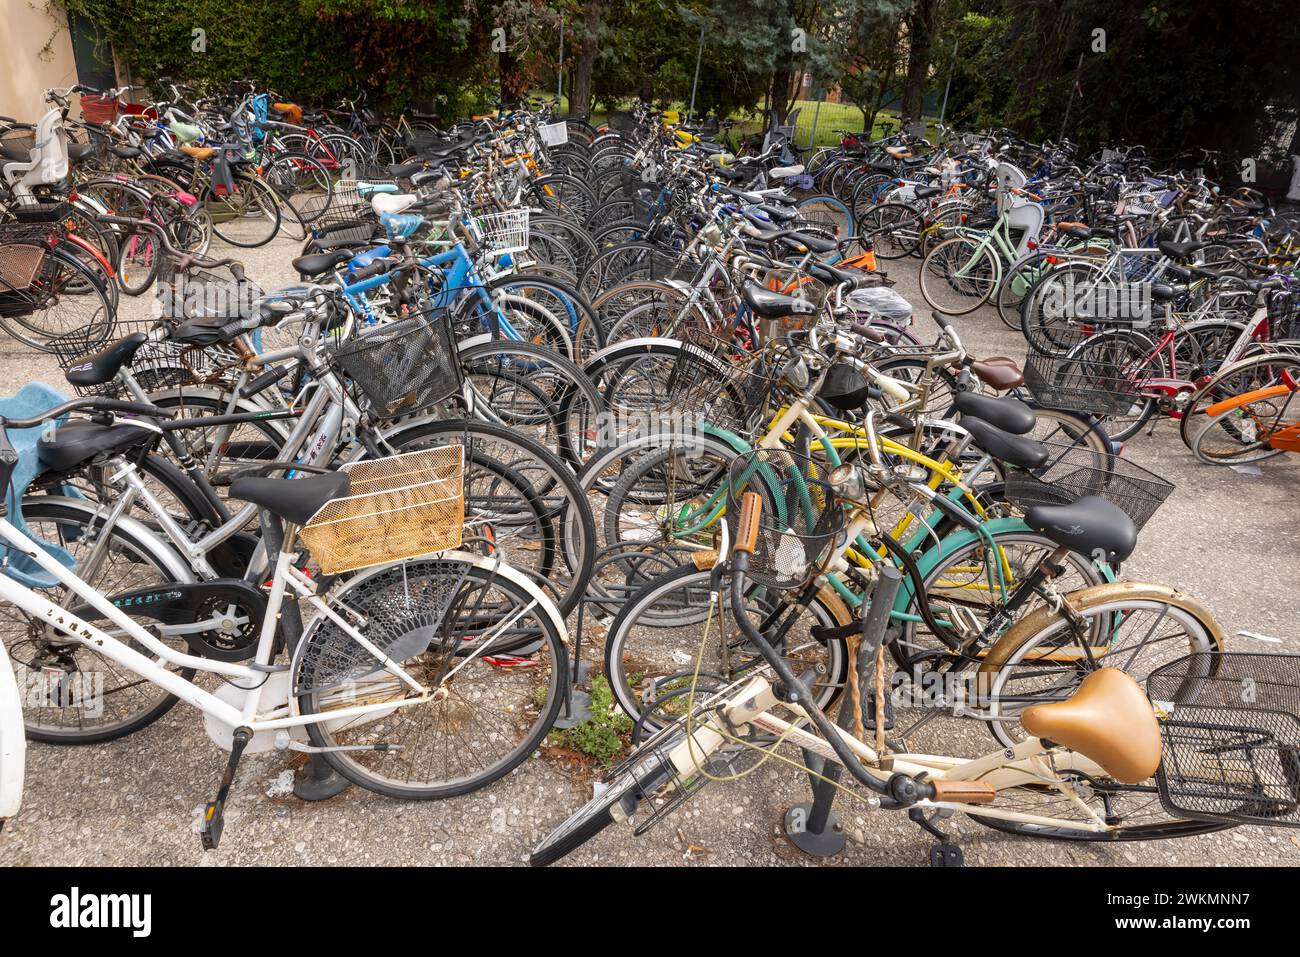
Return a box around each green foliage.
[552,675,632,765]
[49,0,1300,165]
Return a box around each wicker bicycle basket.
[300,446,465,574]
[725,447,845,590]
[1002,441,1174,532]
[1147,652,1300,828]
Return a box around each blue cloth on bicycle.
[0,382,77,589]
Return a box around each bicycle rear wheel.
[297,557,567,799]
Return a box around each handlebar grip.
[732,491,763,556]
[929,778,997,805]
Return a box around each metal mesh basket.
[331,309,463,419]
[725,447,845,590]
[1002,441,1174,531]
[299,446,464,574]
[474,208,529,256]
[1267,288,1300,343]
[1022,349,1143,417]
[50,315,242,397]
[1147,652,1300,829]
[10,201,73,224]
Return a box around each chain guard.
[76,579,269,662]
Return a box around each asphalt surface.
[2,234,1299,867]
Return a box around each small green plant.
[554,675,633,765]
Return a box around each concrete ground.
[2,234,1299,867]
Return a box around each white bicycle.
[0,396,568,847]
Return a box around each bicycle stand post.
[294,754,352,801]
[784,567,902,858]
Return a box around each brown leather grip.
[732,491,763,555]
[930,779,997,805]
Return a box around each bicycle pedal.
[929,843,963,867]
[199,726,251,852]
[200,799,225,851]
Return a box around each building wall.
[0,2,81,119]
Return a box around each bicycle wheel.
[0,246,113,351]
[1179,350,1300,451]
[980,585,1223,750]
[382,419,597,616]
[530,727,682,865]
[202,173,282,248]
[457,339,606,470]
[891,530,1109,671]
[1191,399,1294,465]
[919,236,999,315]
[858,202,923,260]
[262,150,332,224]
[0,499,194,743]
[296,557,567,799]
[604,563,849,730]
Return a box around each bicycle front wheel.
[203,173,282,248]
[920,236,999,315]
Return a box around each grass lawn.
[538,93,941,152]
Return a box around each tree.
[899,0,943,124]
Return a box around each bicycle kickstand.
[909,806,963,867]
[201,726,252,851]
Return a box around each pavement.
[2,234,1299,867]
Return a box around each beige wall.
[0,1,81,119]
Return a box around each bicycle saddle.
[741,281,816,319]
[1019,667,1162,784]
[388,160,425,178]
[952,392,1035,435]
[809,261,875,290]
[913,184,942,199]
[1023,495,1138,563]
[62,332,150,387]
[229,471,351,525]
[960,417,1049,469]
[37,421,155,473]
[371,192,419,215]
[1157,239,1207,260]
[179,144,216,161]
[292,250,352,278]
[969,358,1024,391]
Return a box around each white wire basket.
[539,121,569,146]
[474,207,530,257]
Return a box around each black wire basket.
[1002,441,1174,532]
[1022,348,1144,417]
[725,447,844,590]
[1147,652,1300,829]
[331,309,463,419]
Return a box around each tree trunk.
[868,16,902,136]
[770,56,796,128]
[568,5,601,120]
[900,0,942,124]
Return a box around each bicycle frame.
[663,671,1119,832]
[0,511,562,751]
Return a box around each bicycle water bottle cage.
[0,383,79,588]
